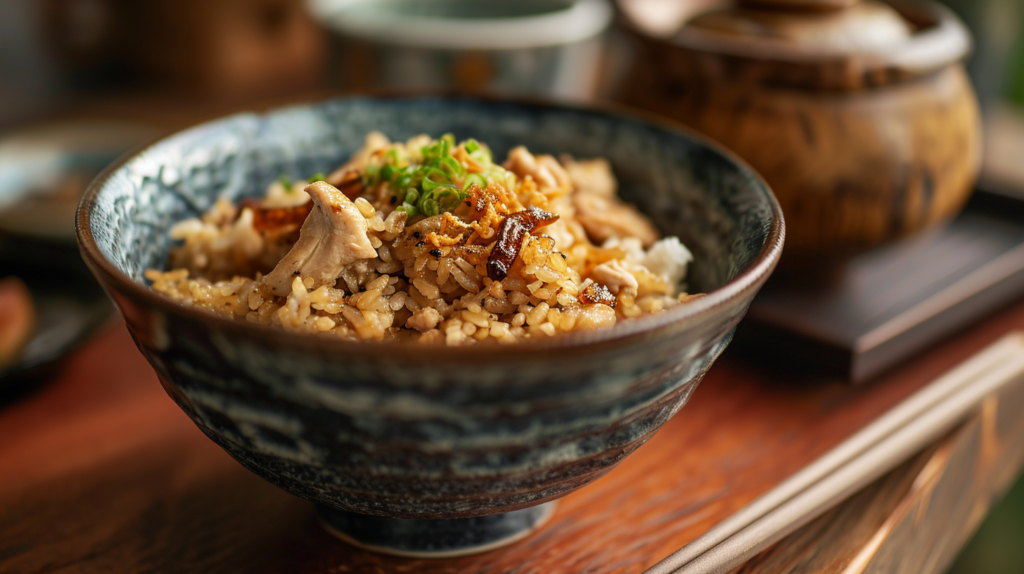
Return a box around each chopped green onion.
[366,134,512,219]
[420,198,439,217]
[463,173,487,191]
[421,168,448,193]
[309,172,326,183]
[441,156,464,179]
[278,174,293,190]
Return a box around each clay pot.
[618,0,980,255]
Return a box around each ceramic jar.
[310,0,614,100]
[618,0,980,255]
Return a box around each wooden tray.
[741,190,1024,383]
[3,296,1024,573]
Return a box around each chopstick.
[647,332,1024,574]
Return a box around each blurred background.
[1,0,1023,571]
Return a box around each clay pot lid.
[620,0,973,90]
[687,0,913,56]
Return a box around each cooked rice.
[147,132,700,344]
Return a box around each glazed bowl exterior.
[77,95,784,519]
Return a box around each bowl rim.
[76,91,785,362]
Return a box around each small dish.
[0,120,158,242]
[0,235,114,398]
[309,0,613,99]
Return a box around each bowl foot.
[316,501,557,558]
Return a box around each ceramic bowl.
[310,0,613,99]
[77,95,783,555]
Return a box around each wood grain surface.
[3,295,1024,573]
[732,364,1024,574]
[730,445,939,574]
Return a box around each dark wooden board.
[741,191,1024,383]
[3,296,1024,573]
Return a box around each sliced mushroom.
[486,207,560,281]
[263,181,377,296]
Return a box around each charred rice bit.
[148,133,698,344]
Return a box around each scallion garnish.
[360,135,513,221]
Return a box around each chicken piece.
[573,191,660,248]
[406,307,441,332]
[0,277,35,368]
[263,181,377,296]
[562,157,617,198]
[601,237,691,297]
[390,215,444,261]
[542,195,590,250]
[563,156,660,248]
[590,259,640,294]
[503,146,572,195]
[574,303,617,330]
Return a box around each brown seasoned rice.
[147,133,699,344]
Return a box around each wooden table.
[3,297,1024,574]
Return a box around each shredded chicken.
[572,190,660,248]
[503,146,572,196]
[562,156,660,247]
[574,303,618,330]
[406,307,441,332]
[263,181,377,296]
[590,259,640,294]
[598,237,692,298]
[563,157,617,198]
[542,195,589,250]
